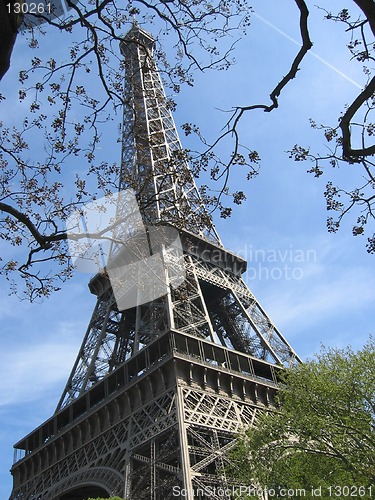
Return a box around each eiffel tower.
[10,23,300,500]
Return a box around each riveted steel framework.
[11,332,281,499]
[10,23,300,500]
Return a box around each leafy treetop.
[229,337,375,497]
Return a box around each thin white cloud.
[257,265,375,332]
[232,226,375,356]
[0,323,79,407]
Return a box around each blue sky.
[1,0,374,496]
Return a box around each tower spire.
[119,23,221,244]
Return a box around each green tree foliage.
[230,338,375,497]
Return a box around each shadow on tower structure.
[10,23,301,500]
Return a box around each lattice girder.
[11,332,276,499]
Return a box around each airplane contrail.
[253,12,363,90]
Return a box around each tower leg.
[176,385,194,500]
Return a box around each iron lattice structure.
[10,24,301,500]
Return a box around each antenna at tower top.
[122,17,155,53]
